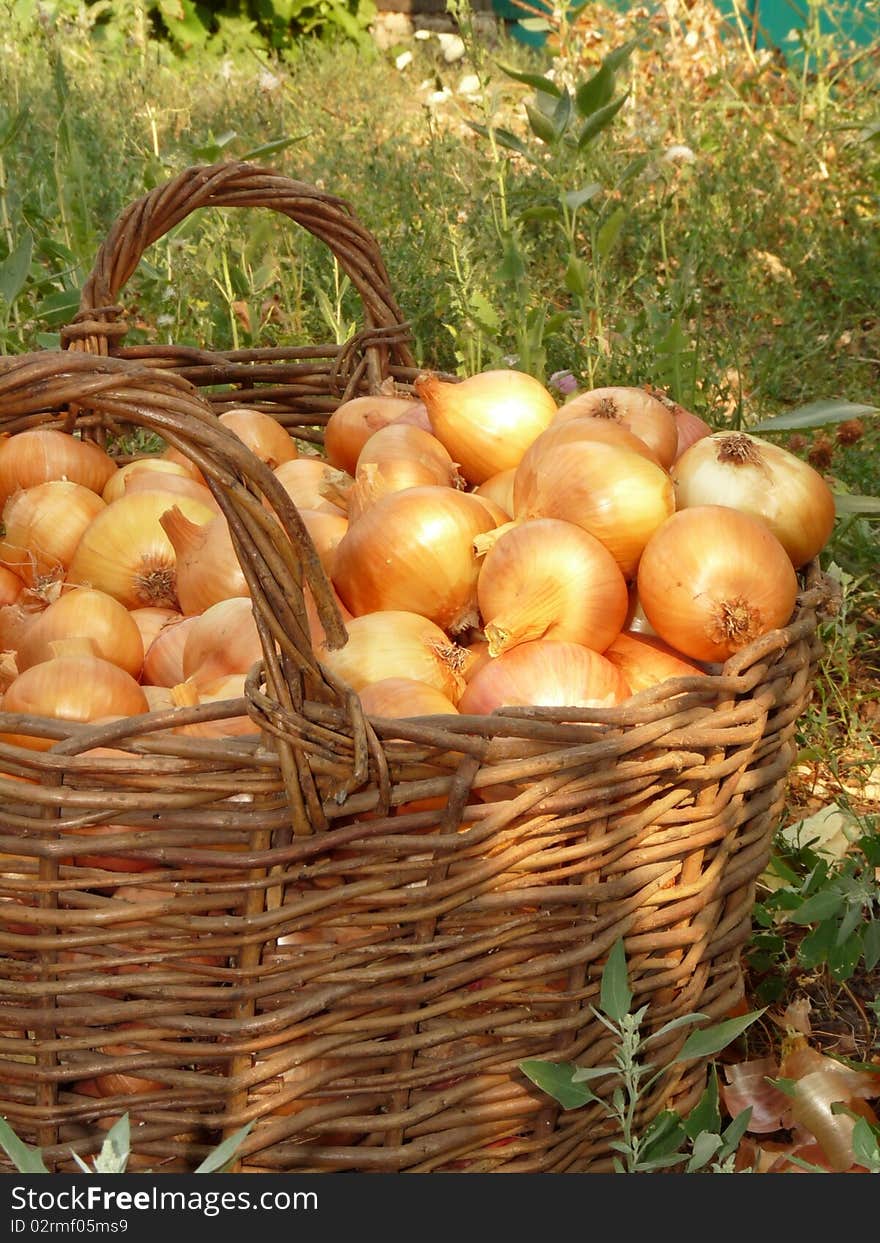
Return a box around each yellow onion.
[637,506,799,662]
[476,518,628,656]
[624,587,656,637]
[515,417,662,492]
[68,491,216,610]
[182,598,262,689]
[671,430,836,567]
[475,469,516,519]
[458,640,630,715]
[170,675,260,738]
[332,486,497,633]
[161,444,206,484]
[554,386,678,468]
[141,685,175,712]
[415,369,558,485]
[359,677,460,718]
[123,467,221,512]
[324,395,429,475]
[159,509,249,615]
[16,588,144,678]
[218,408,299,470]
[357,422,463,481]
[102,459,192,504]
[602,632,706,695]
[0,565,23,607]
[513,439,675,579]
[317,611,467,702]
[0,638,149,750]
[295,508,348,578]
[271,458,350,516]
[0,481,106,592]
[650,391,712,460]
[128,607,181,660]
[459,639,491,684]
[346,459,453,524]
[0,428,117,510]
[142,614,199,687]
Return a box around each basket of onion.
[0,335,835,1175]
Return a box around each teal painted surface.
[491,1,880,55]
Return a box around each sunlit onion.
[458,640,630,715]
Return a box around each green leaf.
[0,231,33,308]
[720,1106,754,1156]
[595,205,627,261]
[157,0,209,48]
[577,91,630,150]
[797,918,838,968]
[863,920,880,971]
[564,256,589,296]
[519,1059,598,1110]
[646,1012,710,1046]
[552,89,573,138]
[834,493,880,517]
[686,1130,723,1172]
[751,399,879,432]
[675,1010,764,1062]
[599,937,631,1023]
[683,1067,721,1140]
[829,932,862,981]
[465,121,537,162]
[575,63,615,118]
[0,1116,50,1174]
[240,134,311,161]
[193,1121,254,1174]
[0,106,28,151]
[496,63,562,97]
[765,1076,799,1098]
[517,205,561,223]
[639,1109,686,1163]
[787,888,846,924]
[93,1113,130,1174]
[569,1064,614,1084]
[525,101,560,145]
[563,183,603,212]
[851,1117,880,1172]
[836,900,867,946]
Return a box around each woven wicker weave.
[0,166,833,1172]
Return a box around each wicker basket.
[0,165,832,1174]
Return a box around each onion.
[671,430,836,567]
[0,638,149,750]
[271,458,350,516]
[624,587,656,636]
[0,565,22,607]
[141,685,175,711]
[129,607,181,659]
[297,509,348,578]
[346,422,465,520]
[68,491,216,610]
[317,611,467,702]
[16,588,144,679]
[0,428,117,510]
[475,469,516,519]
[123,468,221,512]
[359,677,460,718]
[218,408,299,469]
[457,640,630,715]
[414,369,558,485]
[637,506,799,662]
[346,459,454,524]
[602,632,706,694]
[513,439,675,579]
[160,509,250,614]
[324,395,429,474]
[102,458,191,504]
[518,415,663,476]
[332,486,497,633]
[182,598,262,689]
[476,518,628,655]
[648,391,712,459]
[170,675,260,738]
[0,481,106,593]
[554,386,678,468]
[161,444,205,484]
[142,614,199,687]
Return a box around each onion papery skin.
[415,369,558,485]
[182,598,262,689]
[102,459,191,504]
[358,677,460,719]
[514,439,675,580]
[142,614,199,688]
[346,458,452,524]
[357,421,462,482]
[324,395,429,475]
[514,416,662,507]
[332,486,497,633]
[129,607,181,663]
[0,481,106,592]
[671,430,836,568]
[457,640,630,715]
[602,632,706,695]
[649,392,712,460]
[160,509,250,615]
[68,491,216,611]
[317,610,467,702]
[123,468,221,513]
[218,408,299,469]
[554,386,678,468]
[16,588,145,679]
[0,428,117,511]
[475,469,516,519]
[170,675,260,739]
[477,518,628,656]
[161,444,206,484]
[271,458,350,516]
[637,505,799,663]
[0,565,23,607]
[0,651,149,750]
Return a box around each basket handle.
[62,161,416,387]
